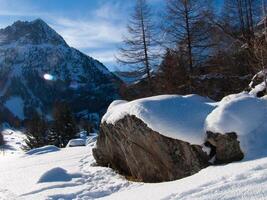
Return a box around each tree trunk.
[184,0,193,92]
[140,5,153,93]
[237,0,246,39]
[248,0,254,34]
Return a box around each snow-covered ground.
[4,97,25,120]
[1,92,267,199]
[104,157,267,200]
[1,131,267,200]
[0,136,136,200]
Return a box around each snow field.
[0,143,136,200]
[1,92,267,199]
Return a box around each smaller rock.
[205,131,244,164]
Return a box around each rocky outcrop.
[205,131,244,164]
[93,115,209,183]
[0,132,3,145]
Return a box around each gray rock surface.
[205,131,244,164]
[93,115,209,183]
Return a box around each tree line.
[118,0,267,99]
[23,102,93,150]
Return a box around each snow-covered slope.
[1,128,267,200]
[4,97,25,119]
[0,136,135,200]
[0,19,121,124]
[102,156,267,200]
[0,128,26,156]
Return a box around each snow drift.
[66,139,86,147]
[37,167,81,183]
[206,93,267,159]
[25,145,60,156]
[102,94,215,145]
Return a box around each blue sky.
[0,0,223,71]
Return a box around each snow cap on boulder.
[205,93,267,158]
[102,94,215,145]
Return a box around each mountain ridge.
[0,18,67,46]
[0,19,121,126]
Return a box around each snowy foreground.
[1,92,267,199]
[0,138,135,200]
[0,132,267,199]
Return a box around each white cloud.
[52,17,125,49]
[95,3,119,20]
[87,50,117,63]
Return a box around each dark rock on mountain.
[205,131,244,164]
[0,131,3,145]
[0,19,121,125]
[0,19,67,46]
[93,115,209,183]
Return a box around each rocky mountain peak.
[0,18,67,46]
[0,19,120,126]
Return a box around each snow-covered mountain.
[0,19,121,124]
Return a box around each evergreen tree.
[79,118,94,135]
[52,102,77,147]
[158,49,189,93]
[23,112,48,150]
[47,126,60,147]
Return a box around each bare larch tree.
[117,0,157,93]
[163,0,213,92]
[216,0,261,53]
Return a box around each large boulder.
[93,115,209,183]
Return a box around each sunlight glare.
[43,73,55,81]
